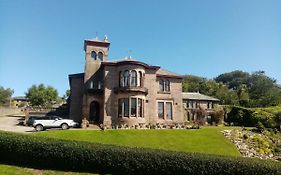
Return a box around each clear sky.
[1,0,281,96]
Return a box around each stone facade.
[68,37,184,127]
[182,92,220,121]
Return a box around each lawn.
[35,127,241,157]
[0,164,93,175]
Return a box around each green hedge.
[0,131,281,175]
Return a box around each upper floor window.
[139,71,143,87]
[159,79,170,92]
[119,70,142,87]
[124,70,130,87]
[98,52,103,60]
[91,51,97,59]
[130,70,137,87]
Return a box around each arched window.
[124,70,129,87]
[91,51,97,59]
[130,70,137,87]
[98,52,103,60]
[119,71,124,87]
[139,71,142,87]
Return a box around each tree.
[0,86,14,106]
[25,84,58,107]
[247,71,281,107]
[183,75,239,105]
[63,89,70,100]
[215,70,250,90]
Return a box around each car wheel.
[35,124,44,131]
[61,123,69,130]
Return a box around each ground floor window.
[158,102,164,119]
[118,97,144,118]
[124,98,129,117]
[138,98,143,117]
[158,101,173,120]
[131,98,137,117]
[166,102,173,120]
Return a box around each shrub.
[256,122,265,133]
[0,131,281,175]
[227,106,280,129]
[209,108,225,125]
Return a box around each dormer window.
[159,79,170,92]
[91,51,97,60]
[98,52,103,60]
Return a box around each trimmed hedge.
[0,131,281,175]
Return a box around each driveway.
[0,116,35,133]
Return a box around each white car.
[33,116,78,131]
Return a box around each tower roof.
[84,36,110,50]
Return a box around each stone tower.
[83,36,110,82]
[82,36,110,122]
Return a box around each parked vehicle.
[33,116,78,131]
[26,116,46,126]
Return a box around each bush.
[0,131,281,175]
[227,106,280,129]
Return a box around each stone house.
[68,37,183,127]
[182,92,220,122]
[11,96,28,108]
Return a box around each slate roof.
[156,69,181,77]
[12,96,27,101]
[182,92,220,102]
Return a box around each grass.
[0,164,94,175]
[34,127,241,157]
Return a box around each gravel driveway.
[0,116,35,133]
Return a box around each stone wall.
[69,76,84,122]
[0,107,21,116]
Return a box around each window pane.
[98,52,103,60]
[124,70,129,87]
[131,98,137,117]
[91,51,97,59]
[118,99,123,117]
[159,80,164,91]
[138,98,143,117]
[139,71,142,87]
[130,70,137,87]
[119,71,124,87]
[165,80,170,91]
[166,102,173,120]
[124,98,129,117]
[158,102,164,119]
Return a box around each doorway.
[90,101,100,123]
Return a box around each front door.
[90,101,100,123]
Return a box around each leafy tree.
[247,71,281,107]
[215,70,281,107]
[63,89,70,100]
[183,75,239,105]
[215,70,250,90]
[0,86,14,106]
[182,75,207,93]
[25,84,58,107]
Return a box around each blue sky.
[1,0,281,96]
